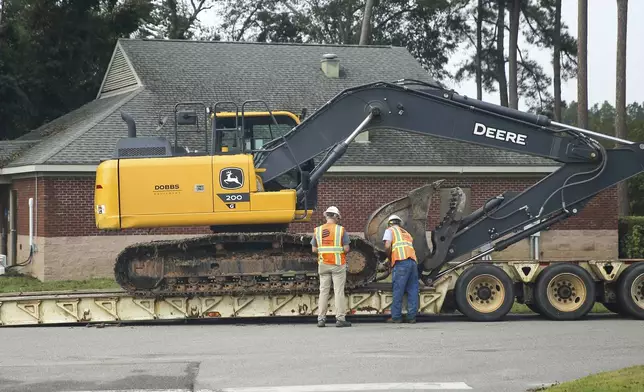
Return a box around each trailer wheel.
[615,263,644,320]
[533,263,596,321]
[454,264,514,322]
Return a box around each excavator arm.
[254,79,644,284]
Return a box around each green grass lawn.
[511,301,610,314]
[530,365,644,391]
[0,273,120,294]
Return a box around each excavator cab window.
[212,112,299,155]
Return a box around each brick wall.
[12,174,617,237]
[13,177,47,237]
[289,176,617,233]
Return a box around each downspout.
[29,197,33,252]
[34,174,38,253]
[8,189,16,266]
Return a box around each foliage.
[618,216,644,258]
[216,0,472,82]
[0,0,153,139]
[135,0,215,39]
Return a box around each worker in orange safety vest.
[311,206,352,328]
[382,214,419,323]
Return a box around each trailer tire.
[454,264,514,322]
[533,263,596,321]
[615,263,644,320]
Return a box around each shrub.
[618,216,644,258]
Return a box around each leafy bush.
[618,216,644,258]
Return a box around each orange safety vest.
[314,223,346,265]
[388,225,417,265]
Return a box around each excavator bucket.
[364,180,445,266]
[364,180,467,282]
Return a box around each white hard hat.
[324,206,341,217]
[388,214,403,224]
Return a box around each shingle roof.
[4,39,557,168]
[0,141,39,167]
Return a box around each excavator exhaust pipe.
[363,180,467,284]
[121,111,137,138]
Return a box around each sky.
[201,1,644,111]
[446,1,644,110]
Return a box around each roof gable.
[96,41,142,98]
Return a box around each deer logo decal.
[219,167,244,190]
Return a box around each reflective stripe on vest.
[315,223,345,265]
[389,226,417,264]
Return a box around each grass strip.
[529,365,644,391]
[0,274,120,293]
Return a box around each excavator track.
[114,232,387,298]
[113,181,466,298]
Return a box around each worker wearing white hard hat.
[382,214,419,323]
[310,206,352,328]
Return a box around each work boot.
[336,320,352,327]
[386,317,402,323]
[406,318,417,324]
[317,319,325,327]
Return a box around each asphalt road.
[1,314,643,392]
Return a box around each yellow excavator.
[95,79,644,298]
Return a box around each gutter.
[0,164,559,176]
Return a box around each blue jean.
[391,258,419,320]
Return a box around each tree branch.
[375,7,417,31]
[517,46,546,109]
[234,1,263,41]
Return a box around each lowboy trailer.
[1,258,642,327]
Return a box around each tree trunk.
[553,0,562,121]
[508,0,519,109]
[359,0,374,45]
[496,0,508,107]
[476,0,483,100]
[616,0,629,216]
[576,0,588,128]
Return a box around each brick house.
[0,39,617,281]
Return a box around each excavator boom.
[253,79,644,283]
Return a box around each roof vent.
[321,53,340,78]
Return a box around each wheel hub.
[557,285,572,299]
[547,273,586,312]
[477,286,492,300]
[466,274,505,313]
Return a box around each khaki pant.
[317,262,347,322]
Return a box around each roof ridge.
[35,89,143,164]
[117,38,399,49]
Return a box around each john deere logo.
[219,168,244,190]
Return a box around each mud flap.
[363,180,467,286]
